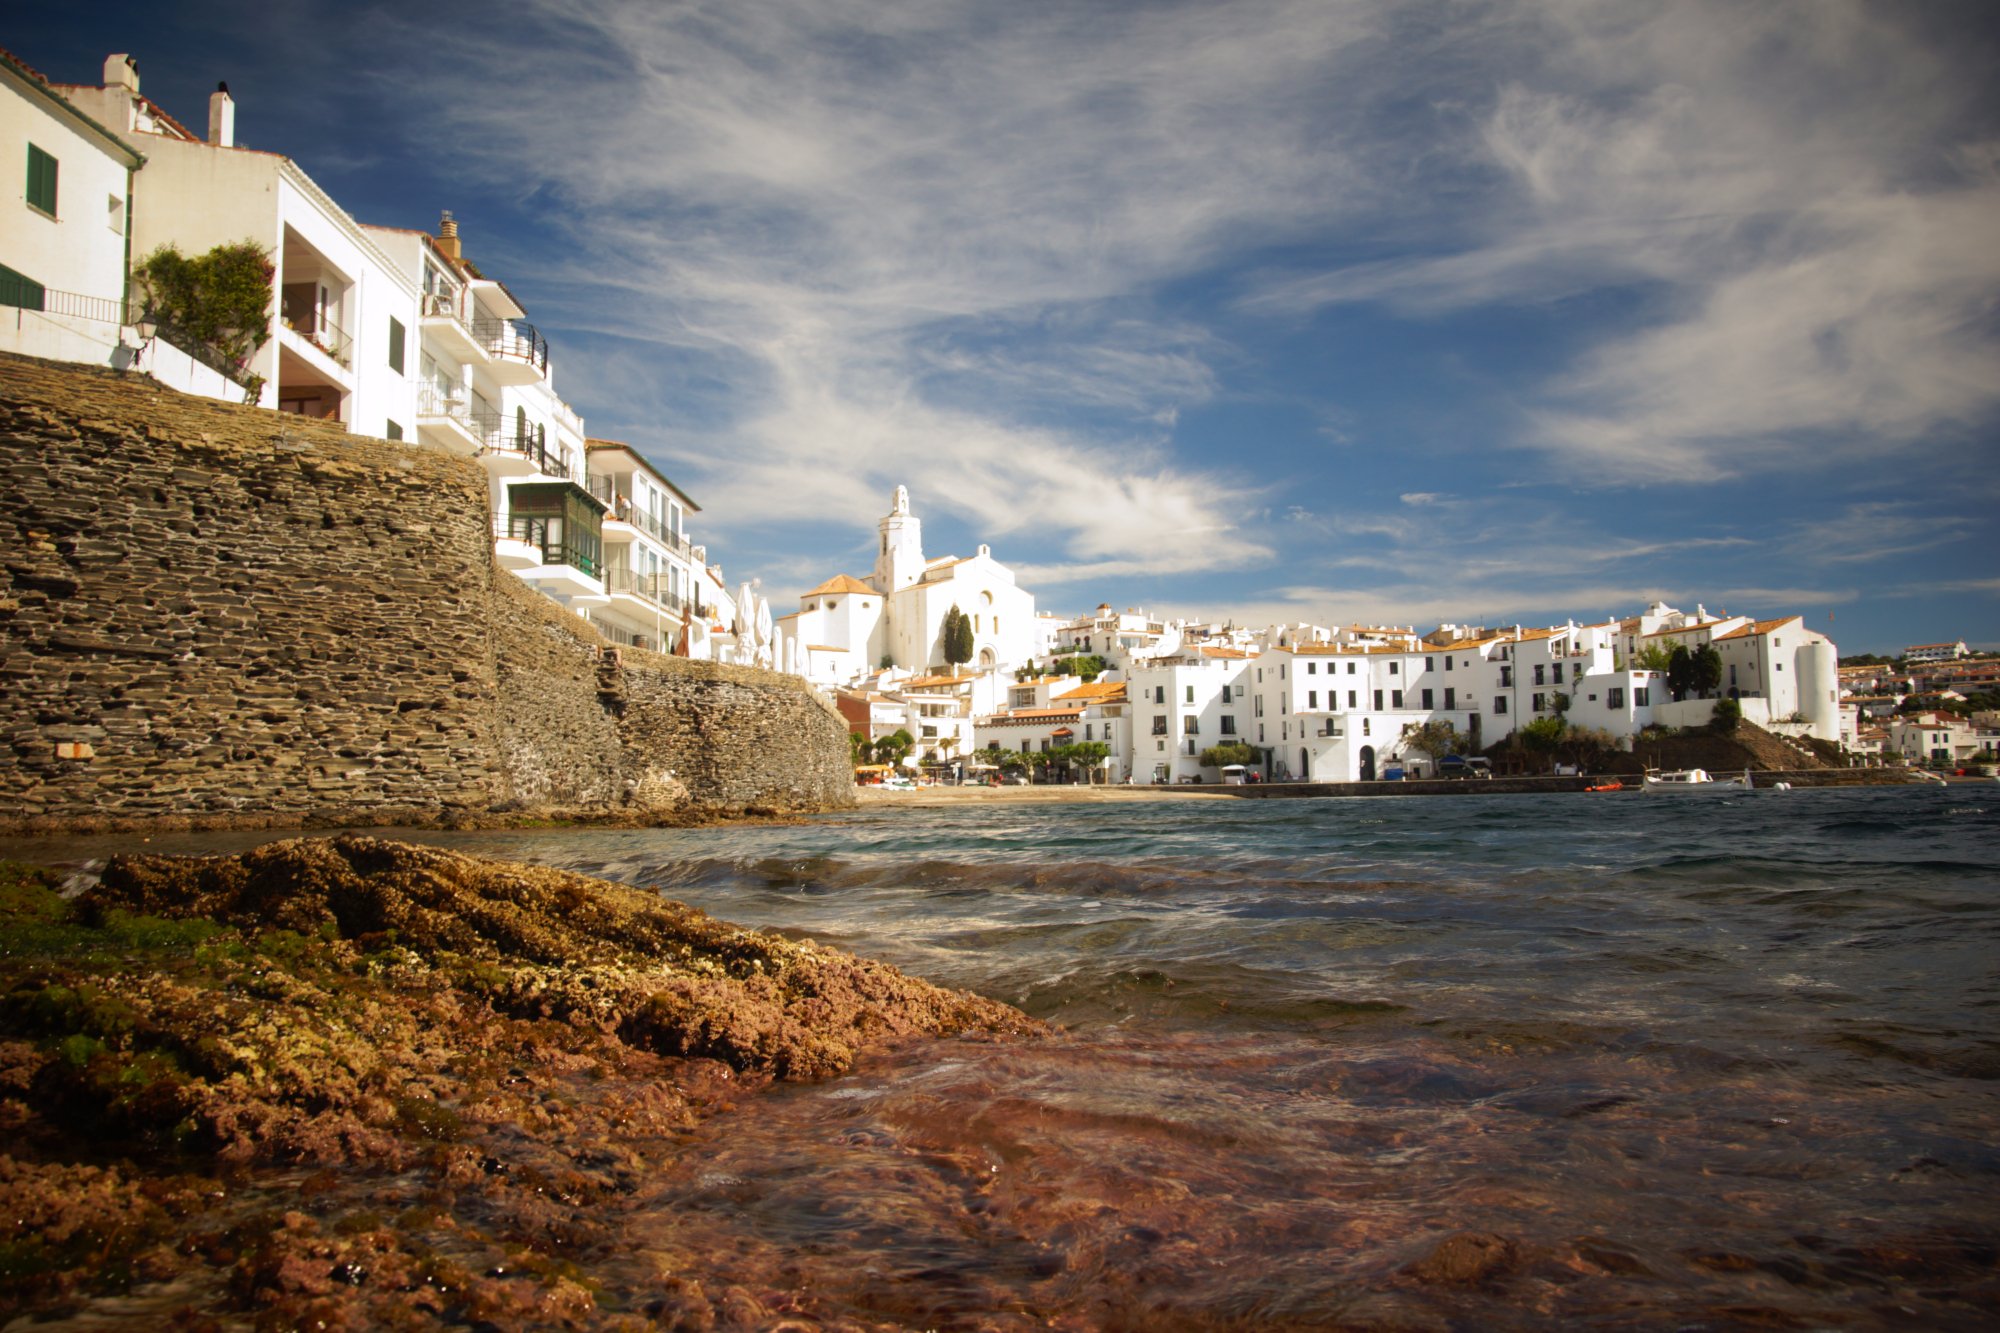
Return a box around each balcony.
[602,566,693,616]
[471,316,549,386]
[481,418,575,482]
[419,290,486,364]
[416,385,484,455]
[586,476,696,559]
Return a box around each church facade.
[778,487,1038,685]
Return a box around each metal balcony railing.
[418,385,468,420]
[469,316,549,374]
[602,567,694,614]
[1,276,133,325]
[587,477,695,557]
[279,301,352,368]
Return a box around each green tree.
[1197,741,1258,769]
[1709,697,1742,733]
[1050,653,1108,681]
[1517,716,1568,766]
[872,728,915,766]
[1692,645,1724,700]
[1066,741,1112,781]
[1631,642,1675,673]
[1666,645,1694,702]
[132,241,274,397]
[1400,720,1461,764]
[940,605,973,670]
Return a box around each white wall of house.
[1127,652,1252,782]
[2,55,142,366]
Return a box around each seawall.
[0,352,854,832]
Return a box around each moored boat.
[1642,767,1750,791]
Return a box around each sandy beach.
[853,781,1239,807]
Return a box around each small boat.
[1642,767,1750,791]
[1585,782,1625,792]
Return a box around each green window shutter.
[388,317,405,373]
[0,262,47,312]
[26,144,58,215]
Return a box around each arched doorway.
[978,647,996,669]
[1359,745,1376,782]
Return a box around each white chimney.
[104,54,139,92]
[208,82,235,147]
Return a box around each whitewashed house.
[2,51,145,370]
[1126,648,1254,783]
[59,56,421,433]
[582,439,705,655]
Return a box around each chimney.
[435,210,461,261]
[208,82,234,147]
[104,54,139,92]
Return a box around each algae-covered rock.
[1,838,1044,1326]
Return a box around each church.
[776,487,1038,685]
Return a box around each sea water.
[13,785,1998,1327]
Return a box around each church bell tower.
[873,484,925,593]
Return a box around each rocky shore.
[0,837,1042,1328]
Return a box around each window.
[1185,685,1194,704]
[1154,686,1166,705]
[1258,724,1265,743]
[1156,739,1165,752]
[1421,688,1433,709]
[1552,663,1564,683]
[25,144,57,217]
[1362,719,1371,737]
[1443,688,1455,710]
[1532,692,1546,712]
[388,317,406,374]
[1308,691,1318,710]
[385,420,403,441]
[1635,687,1651,706]
[1184,716,1199,735]
[1152,716,1167,736]
[1389,662,1399,676]
[1084,724,1093,740]
[1347,662,1356,674]
[1373,690,1383,710]
[1348,690,1357,708]
[1308,662,1317,675]
[1255,697,1264,717]
[1608,687,1625,709]
[107,193,125,235]
[1391,690,1403,709]
[1426,656,1434,670]
[1534,665,1546,686]
[0,262,46,313]
[1221,716,1237,735]
[1445,657,1453,672]
[1500,667,1513,687]
[1495,697,1508,715]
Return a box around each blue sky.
[15,0,1999,655]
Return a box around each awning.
[1052,727,1074,738]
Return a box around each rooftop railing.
[587,477,695,557]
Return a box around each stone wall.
[0,352,853,831]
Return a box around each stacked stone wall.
[0,353,853,831]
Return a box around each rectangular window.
[1347,662,1356,674]
[1258,724,1265,743]
[1348,690,1356,708]
[1184,715,1199,735]
[1445,657,1453,672]
[1534,665,1546,686]
[1532,692,1546,712]
[1608,687,1625,709]
[1421,688,1433,709]
[1443,688,1455,710]
[1635,687,1651,706]
[1500,667,1513,687]
[1255,697,1264,717]
[1495,697,1508,715]
[1154,686,1165,705]
[1185,685,1194,704]
[0,261,47,312]
[1389,661,1399,675]
[26,144,58,216]
[385,419,403,441]
[1221,716,1237,735]
[1552,663,1564,683]
[1425,656,1434,670]
[1392,690,1404,709]
[1373,690,1383,710]
[1308,662,1317,674]
[388,317,406,374]
[1308,691,1318,710]
[1084,724,1093,740]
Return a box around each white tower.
[873,484,926,593]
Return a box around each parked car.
[1220,764,1250,785]
[1438,755,1493,779]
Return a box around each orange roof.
[1055,680,1128,701]
[994,708,1085,722]
[1715,616,1802,642]
[1198,646,1252,659]
[805,574,876,597]
[903,674,972,690]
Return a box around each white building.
[974,679,1129,779]
[1125,648,1254,783]
[59,56,421,433]
[781,486,1038,684]
[2,50,144,370]
[1904,640,1969,663]
[582,439,706,655]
